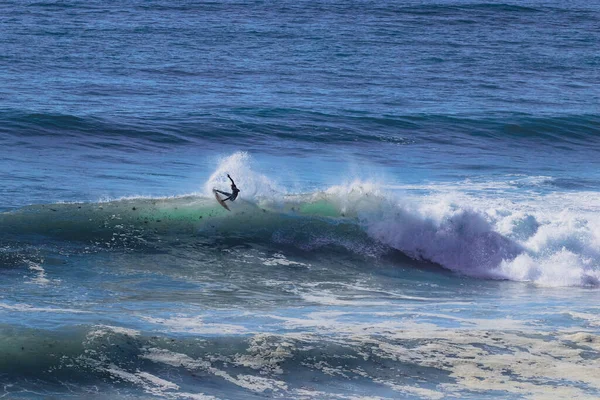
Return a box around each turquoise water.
[1,1,599,398]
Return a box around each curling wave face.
[2,174,599,287]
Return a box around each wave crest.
[2,164,599,287]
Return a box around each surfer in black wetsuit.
[215,174,240,202]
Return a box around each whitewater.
[6,152,599,288]
[1,152,599,398]
[2,0,600,398]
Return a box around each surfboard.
[213,189,231,211]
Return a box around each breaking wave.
[2,154,599,288]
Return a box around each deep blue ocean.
[1,1,599,399]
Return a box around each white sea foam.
[195,154,600,288]
[317,178,600,287]
[23,259,51,285]
[141,347,288,393]
[203,152,280,200]
[142,315,247,335]
[0,302,88,314]
[86,324,141,342]
[260,253,311,268]
[105,364,181,397]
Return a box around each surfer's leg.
[215,190,231,196]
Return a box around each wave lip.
[366,205,523,277]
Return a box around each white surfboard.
[213,189,231,211]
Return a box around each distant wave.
[1,110,598,151]
[0,111,191,148]
[398,3,544,15]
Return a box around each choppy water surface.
[1,0,599,398]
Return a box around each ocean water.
[1,0,600,399]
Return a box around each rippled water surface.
[1,0,599,398]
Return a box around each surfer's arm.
[227,174,236,185]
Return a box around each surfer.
[215,174,240,202]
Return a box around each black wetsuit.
[216,174,240,202]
